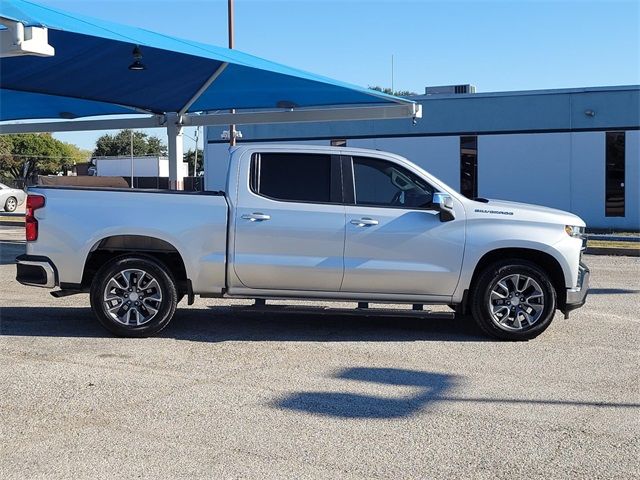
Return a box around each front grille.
[576,263,588,288]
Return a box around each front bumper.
[16,254,57,288]
[563,261,590,317]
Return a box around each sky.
[21,0,640,151]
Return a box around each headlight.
[566,225,588,251]
[565,225,586,238]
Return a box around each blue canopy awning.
[0,0,412,122]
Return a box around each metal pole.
[167,113,184,190]
[391,54,394,94]
[194,127,199,176]
[130,130,134,188]
[228,0,236,147]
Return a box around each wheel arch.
[467,247,567,311]
[81,235,189,293]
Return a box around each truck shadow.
[275,367,459,419]
[0,305,488,342]
[274,367,640,419]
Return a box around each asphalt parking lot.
[1,226,638,479]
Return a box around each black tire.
[90,255,177,337]
[4,196,17,212]
[470,259,557,341]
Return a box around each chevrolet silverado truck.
[16,144,589,340]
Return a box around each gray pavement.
[0,226,638,479]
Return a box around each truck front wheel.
[90,256,177,337]
[470,260,557,341]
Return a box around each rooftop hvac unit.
[425,84,476,95]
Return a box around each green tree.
[0,133,88,181]
[368,85,418,97]
[93,129,167,157]
[184,148,204,176]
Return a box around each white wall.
[157,158,188,179]
[97,156,160,177]
[478,133,572,211]
[571,131,638,230]
[479,131,639,230]
[620,130,640,231]
[570,132,605,228]
[96,156,188,178]
[348,136,460,190]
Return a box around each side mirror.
[433,192,455,222]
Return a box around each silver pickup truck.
[16,144,589,340]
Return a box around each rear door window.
[251,153,340,204]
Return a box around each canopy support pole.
[166,112,184,190]
[178,62,229,116]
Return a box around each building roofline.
[407,84,640,101]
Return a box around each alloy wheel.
[102,268,163,326]
[488,273,545,331]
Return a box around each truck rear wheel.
[470,260,557,341]
[90,256,177,337]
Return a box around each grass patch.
[588,240,640,250]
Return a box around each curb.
[0,213,24,227]
[587,235,640,243]
[585,247,640,257]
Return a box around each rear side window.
[352,156,434,209]
[251,153,337,203]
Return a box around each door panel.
[232,152,345,291]
[234,200,345,291]
[342,156,465,296]
[342,206,464,295]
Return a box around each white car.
[0,182,26,212]
[16,145,589,340]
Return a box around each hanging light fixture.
[128,45,146,71]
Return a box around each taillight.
[26,194,45,242]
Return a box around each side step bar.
[243,302,455,320]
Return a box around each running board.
[236,304,455,320]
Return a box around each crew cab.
[16,145,589,340]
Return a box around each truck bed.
[26,186,229,294]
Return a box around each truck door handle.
[241,213,271,222]
[350,217,379,227]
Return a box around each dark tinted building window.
[460,136,478,199]
[252,153,333,203]
[605,132,625,217]
[352,156,434,208]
